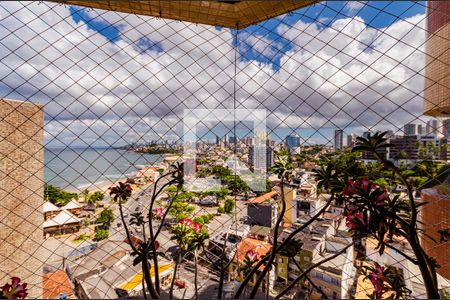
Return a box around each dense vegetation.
[44,184,78,206]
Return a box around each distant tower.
[347,133,356,148]
[0,99,44,298]
[403,123,417,136]
[442,119,450,138]
[285,134,301,154]
[426,119,440,136]
[215,135,220,146]
[334,129,343,151]
[417,124,424,135]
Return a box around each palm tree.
[189,223,209,299]
[169,219,209,299]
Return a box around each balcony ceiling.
[53,0,317,29]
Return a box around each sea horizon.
[44,147,163,193]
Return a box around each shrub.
[224,198,235,213]
[96,208,115,226]
[217,207,225,213]
[193,214,215,225]
[94,229,109,241]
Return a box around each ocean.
[45,148,163,192]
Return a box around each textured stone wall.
[421,188,450,279]
[424,1,450,116]
[0,99,44,298]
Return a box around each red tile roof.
[43,270,73,299]
[247,190,278,204]
[234,238,272,267]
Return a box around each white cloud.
[0,1,430,146]
[344,1,367,14]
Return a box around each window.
[331,278,340,286]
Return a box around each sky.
[0,1,434,147]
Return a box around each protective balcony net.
[0,1,449,299]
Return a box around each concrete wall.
[421,188,450,279]
[0,99,44,298]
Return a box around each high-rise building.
[248,132,274,171]
[403,123,417,136]
[442,119,450,138]
[417,124,424,135]
[389,135,419,160]
[0,99,44,298]
[215,135,220,146]
[334,129,343,151]
[426,119,440,136]
[285,134,300,154]
[248,145,273,171]
[423,1,450,117]
[347,133,356,148]
[229,136,237,144]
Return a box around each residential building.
[309,238,355,299]
[208,224,250,262]
[228,238,273,292]
[0,99,44,298]
[248,144,274,171]
[61,199,83,217]
[68,240,174,298]
[440,138,450,161]
[423,1,450,116]
[43,201,61,221]
[246,191,279,242]
[426,119,440,136]
[334,130,343,151]
[403,123,417,136]
[417,124,424,135]
[229,136,237,144]
[275,220,354,299]
[43,269,75,299]
[43,210,83,237]
[443,119,450,137]
[347,133,356,148]
[421,188,450,279]
[389,135,419,160]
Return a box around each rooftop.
[43,270,74,299]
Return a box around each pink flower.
[245,250,259,262]
[360,178,371,192]
[153,208,165,219]
[369,266,385,299]
[1,277,28,299]
[193,223,203,233]
[343,179,359,196]
[374,190,388,206]
[345,210,365,231]
[179,218,193,226]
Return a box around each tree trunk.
[194,249,199,299]
[169,252,181,299]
